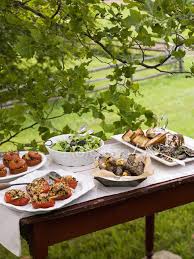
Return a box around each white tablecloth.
[1,142,194,256]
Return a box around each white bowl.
[45,134,104,167]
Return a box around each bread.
[9,158,28,174]
[145,133,167,148]
[135,128,144,136]
[22,152,42,166]
[131,135,149,149]
[122,129,134,142]
[9,163,28,174]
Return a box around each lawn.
[1,57,194,259]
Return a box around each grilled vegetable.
[50,182,72,200]
[26,178,50,196]
[4,189,29,206]
[97,154,145,177]
[22,151,42,166]
[31,193,55,209]
[55,176,78,189]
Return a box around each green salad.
[51,134,101,152]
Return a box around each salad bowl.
[45,134,104,166]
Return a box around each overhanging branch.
[50,0,61,19]
[0,113,65,146]
[13,1,47,19]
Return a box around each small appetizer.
[165,133,184,148]
[22,151,42,166]
[4,189,30,206]
[31,193,55,209]
[3,152,19,167]
[98,154,145,177]
[26,177,50,196]
[49,182,72,200]
[9,158,28,174]
[55,176,78,189]
[0,164,7,177]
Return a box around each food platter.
[93,153,154,187]
[0,151,47,182]
[112,131,194,167]
[0,169,95,213]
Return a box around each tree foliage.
[0,0,194,150]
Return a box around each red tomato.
[41,182,50,193]
[54,191,72,201]
[55,176,78,189]
[4,193,29,206]
[22,152,42,166]
[67,179,77,189]
[32,199,55,209]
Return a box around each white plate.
[112,133,194,167]
[0,152,47,182]
[0,169,95,213]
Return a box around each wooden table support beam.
[145,214,155,259]
[31,223,48,259]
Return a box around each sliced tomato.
[32,199,55,209]
[67,179,77,189]
[4,193,29,206]
[22,152,42,167]
[55,176,78,189]
[41,181,50,193]
[54,178,61,183]
[54,191,72,201]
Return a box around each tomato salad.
[4,175,78,209]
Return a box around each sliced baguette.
[145,133,167,148]
[122,129,134,142]
[135,128,144,136]
[131,135,149,149]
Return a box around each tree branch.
[50,0,61,19]
[85,31,118,61]
[22,0,32,4]
[139,43,183,69]
[0,112,65,146]
[84,29,187,75]
[13,1,47,19]
[155,67,191,75]
[76,34,112,65]
[135,41,145,63]
[0,122,38,146]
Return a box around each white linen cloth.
[1,142,194,256]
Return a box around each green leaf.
[172,49,186,59]
[123,9,141,26]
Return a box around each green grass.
[1,57,194,259]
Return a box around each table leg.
[145,214,155,259]
[31,223,48,259]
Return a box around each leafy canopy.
[0,0,194,150]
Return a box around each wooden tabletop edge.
[20,172,194,225]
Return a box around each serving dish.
[0,151,47,182]
[93,153,154,187]
[0,169,95,213]
[112,129,194,166]
[45,134,104,166]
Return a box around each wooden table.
[20,171,194,259]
